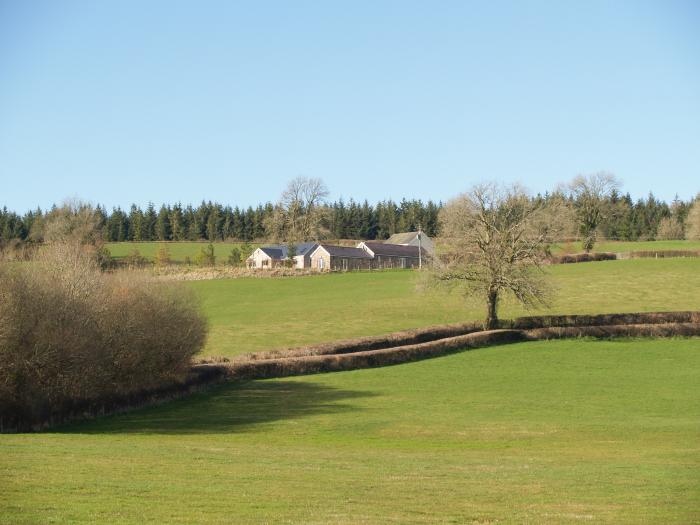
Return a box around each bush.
[195,244,216,267]
[0,244,207,431]
[227,247,242,266]
[550,252,617,264]
[656,217,684,240]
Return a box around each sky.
[1,0,699,213]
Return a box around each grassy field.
[194,258,700,357]
[105,241,258,264]
[2,338,698,524]
[104,239,700,265]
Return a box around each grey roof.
[318,244,373,258]
[386,232,420,245]
[363,241,424,258]
[259,242,318,260]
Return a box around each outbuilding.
[357,241,426,269]
[309,244,373,271]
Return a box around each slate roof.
[386,232,419,245]
[259,242,318,260]
[317,244,373,258]
[362,241,424,258]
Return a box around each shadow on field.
[57,380,377,435]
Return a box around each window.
[318,257,324,269]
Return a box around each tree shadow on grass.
[56,380,377,435]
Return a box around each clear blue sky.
[1,0,699,213]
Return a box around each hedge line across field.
[8,311,700,432]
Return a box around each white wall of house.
[247,248,274,269]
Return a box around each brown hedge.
[626,250,700,259]
[225,311,700,363]
[202,321,700,381]
[201,329,526,381]
[550,252,617,264]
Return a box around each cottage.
[385,231,434,255]
[247,242,318,269]
[309,244,373,271]
[357,241,426,269]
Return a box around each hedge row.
[625,250,700,259]
[549,250,700,264]
[203,321,700,382]
[201,329,526,381]
[550,252,617,264]
[222,311,700,363]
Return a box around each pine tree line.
[0,198,443,243]
[0,191,695,244]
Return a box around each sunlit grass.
[193,258,700,357]
[2,338,698,524]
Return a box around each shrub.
[124,248,149,268]
[0,244,207,431]
[227,247,242,266]
[154,244,172,267]
[195,244,216,267]
[656,217,684,240]
[686,197,700,240]
[551,252,617,264]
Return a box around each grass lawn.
[105,241,258,264]
[2,338,698,524]
[194,258,700,357]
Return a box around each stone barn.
[357,241,426,269]
[309,244,373,271]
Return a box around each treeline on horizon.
[0,191,695,244]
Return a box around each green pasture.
[105,241,258,264]
[103,239,700,265]
[3,338,698,524]
[194,258,700,357]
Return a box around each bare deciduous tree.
[686,195,700,240]
[566,172,620,252]
[656,216,684,240]
[427,183,564,329]
[266,177,329,242]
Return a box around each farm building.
[385,231,435,255]
[309,244,373,271]
[357,241,426,269]
[247,242,318,269]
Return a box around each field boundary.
[12,311,700,432]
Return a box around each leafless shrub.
[656,217,684,240]
[550,252,617,264]
[686,196,700,240]
[0,243,207,431]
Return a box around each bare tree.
[686,195,700,240]
[266,177,329,242]
[427,183,564,329]
[567,172,620,252]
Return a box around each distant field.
[193,258,700,357]
[3,338,698,524]
[551,239,700,254]
[104,239,700,265]
[105,241,258,264]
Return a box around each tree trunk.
[485,289,499,330]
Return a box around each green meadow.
[194,258,700,357]
[2,338,699,524]
[104,239,700,265]
[105,241,258,264]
